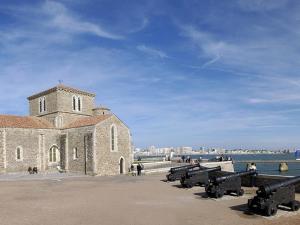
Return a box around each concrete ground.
[0,173,299,225]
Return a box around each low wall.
[133,161,172,170]
[242,174,300,193]
[200,161,234,172]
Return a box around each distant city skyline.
[1,0,300,149]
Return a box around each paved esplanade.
[0,173,299,225]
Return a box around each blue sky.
[0,0,300,149]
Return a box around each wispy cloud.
[0,1,123,41]
[137,45,169,59]
[128,18,149,33]
[1,0,300,149]
[180,26,229,67]
[42,1,123,39]
[237,0,289,12]
[180,22,300,105]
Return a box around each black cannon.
[205,170,257,198]
[180,166,221,188]
[248,176,300,216]
[166,164,200,181]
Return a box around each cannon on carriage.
[180,166,221,188]
[205,170,257,198]
[166,164,200,181]
[248,175,300,216]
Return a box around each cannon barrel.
[170,164,199,173]
[214,170,257,183]
[187,166,221,176]
[259,175,300,195]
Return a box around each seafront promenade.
[0,173,299,225]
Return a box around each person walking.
[137,163,142,176]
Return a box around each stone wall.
[40,112,91,128]
[62,126,95,174]
[29,89,95,127]
[0,129,4,173]
[95,115,133,176]
[57,90,95,115]
[4,128,60,173]
[29,91,57,116]
[200,161,235,172]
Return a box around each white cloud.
[180,26,231,67]
[180,23,300,106]
[137,45,169,59]
[128,18,149,33]
[42,1,123,39]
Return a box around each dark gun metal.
[205,170,257,198]
[166,164,200,181]
[180,166,221,188]
[248,175,300,216]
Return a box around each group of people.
[27,166,38,174]
[181,155,191,163]
[130,163,144,176]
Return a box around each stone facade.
[28,86,96,128]
[95,116,132,175]
[0,85,133,175]
[0,129,5,173]
[4,128,59,173]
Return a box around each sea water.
[191,153,300,176]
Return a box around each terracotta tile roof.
[64,114,112,129]
[0,115,54,129]
[27,84,96,100]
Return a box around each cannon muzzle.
[258,175,300,195]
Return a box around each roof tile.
[64,114,112,129]
[0,115,54,129]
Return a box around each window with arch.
[39,96,46,113]
[43,97,46,112]
[39,98,42,113]
[78,96,81,111]
[73,147,78,160]
[72,96,76,111]
[16,146,23,161]
[49,146,58,163]
[72,95,82,112]
[110,124,118,151]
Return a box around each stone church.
[0,85,133,175]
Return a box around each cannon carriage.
[205,170,257,198]
[248,175,300,216]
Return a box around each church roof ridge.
[0,114,54,129]
[27,84,96,100]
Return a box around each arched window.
[72,96,76,111]
[16,146,23,161]
[39,97,46,113]
[73,147,78,160]
[39,98,43,113]
[43,97,46,112]
[72,96,82,111]
[49,146,58,163]
[110,125,118,151]
[78,97,81,111]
